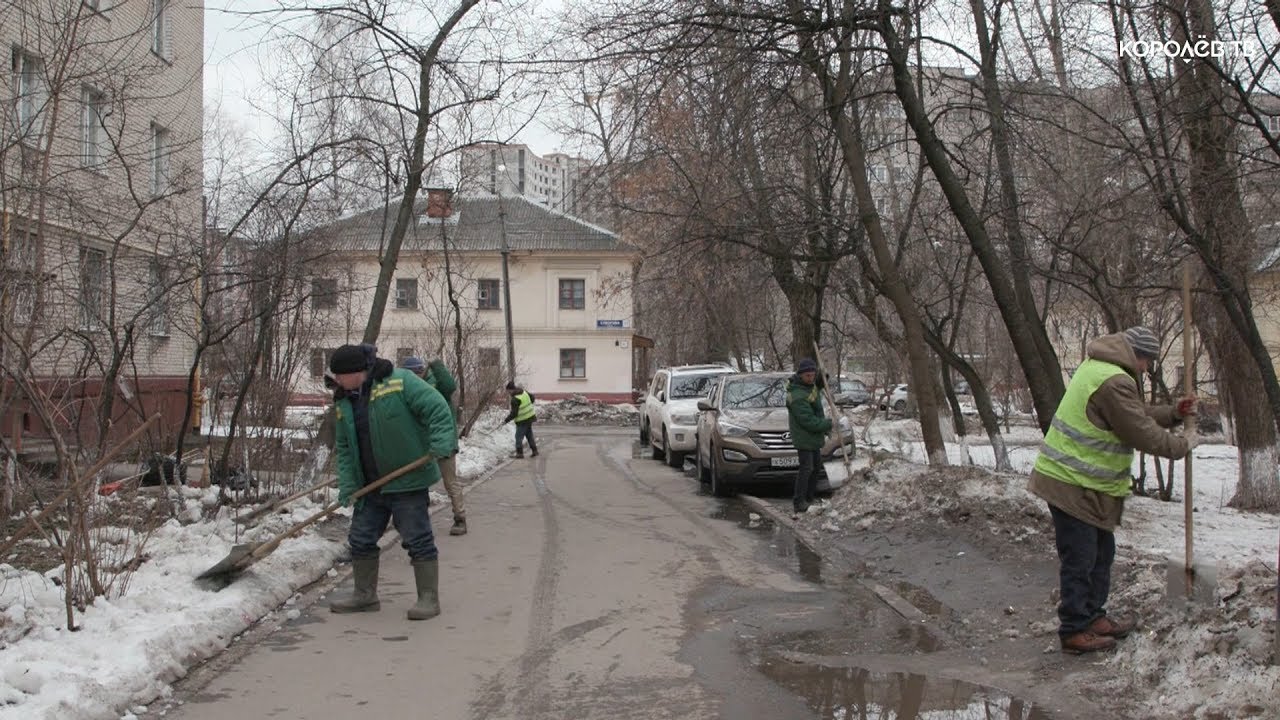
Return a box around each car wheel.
[651,425,664,460]
[893,399,906,413]
[663,428,683,468]
[639,419,649,446]
[696,439,710,484]
[709,449,733,498]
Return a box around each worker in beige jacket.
[1028,326,1196,655]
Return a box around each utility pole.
[496,164,515,383]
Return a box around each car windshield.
[841,380,866,392]
[721,377,788,409]
[669,372,727,399]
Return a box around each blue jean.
[515,421,538,454]
[348,488,437,561]
[1049,504,1115,636]
[793,449,822,510]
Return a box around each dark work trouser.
[793,449,822,510]
[515,421,538,454]
[1049,503,1115,636]
[348,489,437,561]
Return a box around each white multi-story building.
[460,143,594,219]
[1,1,204,444]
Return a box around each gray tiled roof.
[317,193,630,254]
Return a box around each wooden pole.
[1182,262,1196,584]
[812,343,855,481]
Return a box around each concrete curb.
[737,493,950,643]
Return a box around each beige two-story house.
[301,191,639,403]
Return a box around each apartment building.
[1,0,204,444]
[459,143,597,219]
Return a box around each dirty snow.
[534,395,639,426]
[805,420,1279,720]
[0,413,509,720]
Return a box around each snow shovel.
[197,454,434,581]
[233,476,336,526]
[1167,262,1215,601]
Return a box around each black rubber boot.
[449,516,467,536]
[330,555,380,613]
[407,559,441,620]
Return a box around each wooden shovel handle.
[237,476,337,523]
[247,454,434,561]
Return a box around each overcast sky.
[203,1,570,159]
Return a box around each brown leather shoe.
[1089,615,1136,638]
[1061,631,1117,655]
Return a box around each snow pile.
[1107,560,1279,720]
[804,457,1048,541]
[0,429,509,720]
[536,395,639,426]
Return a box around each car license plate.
[771,456,800,468]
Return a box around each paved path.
[161,428,832,720]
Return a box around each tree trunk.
[1171,0,1280,510]
[876,9,1065,433]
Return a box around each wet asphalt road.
[152,426,1052,720]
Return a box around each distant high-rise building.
[460,143,594,219]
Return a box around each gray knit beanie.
[1122,326,1161,360]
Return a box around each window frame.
[151,0,170,60]
[14,50,46,141]
[79,246,107,329]
[150,122,170,196]
[81,86,107,169]
[311,277,338,310]
[559,348,586,379]
[558,278,585,310]
[477,278,500,310]
[394,277,418,309]
[147,259,169,336]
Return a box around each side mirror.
[657,390,666,403]
[697,399,713,412]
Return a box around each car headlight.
[717,420,750,437]
[671,413,698,426]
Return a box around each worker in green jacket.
[1029,326,1196,655]
[786,358,832,515]
[402,357,467,536]
[327,344,457,621]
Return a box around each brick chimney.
[425,188,454,218]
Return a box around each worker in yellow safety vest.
[502,381,539,459]
[1028,326,1197,656]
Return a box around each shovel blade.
[197,543,259,580]
[1166,560,1218,602]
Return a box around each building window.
[81,87,106,168]
[79,246,106,329]
[311,277,337,309]
[310,348,335,378]
[477,278,500,309]
[147,259,169,335]
[1268,116,1280,133]
[558,278,585,310]
[9,229,38,325]
[151,0,170,59]
[395,277,418,309]
[478,347,500,368]
[14,50,45,139]
[559,348,586,379]
[869,164,888,182]
[150,122,170,196]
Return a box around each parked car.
[878,384,910,413]
[693,372,855,497]
[833,377,872,407]
[641,364,736,468]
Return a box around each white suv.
[641,364,735,467]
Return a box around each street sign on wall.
[596,319,628,328]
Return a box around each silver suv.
[641,364,735,467]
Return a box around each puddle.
[711,502,824,583]
[761,658,1049,719]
